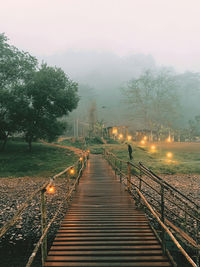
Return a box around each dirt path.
[41,140,83,155]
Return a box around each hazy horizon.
[1,0,200,73]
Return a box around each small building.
[104,126,129,139]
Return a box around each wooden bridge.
[44,155,172,267]
[1,150,198,266]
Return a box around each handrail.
[137,189,197,267]
[139,162,200,210]
[0,150,89,267]
[103,148,200,266]
[25,157,87,267]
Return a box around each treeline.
[122,69,200,140]
[67,56,200,140]
[0,34,79,151]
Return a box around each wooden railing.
[104,149,199,267]
[0,151,89,267]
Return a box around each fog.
[44,51,156,125]
[1,0,200,135]
[43,50,200,134]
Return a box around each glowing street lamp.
[151,144,156,151]
[143,136,147,141]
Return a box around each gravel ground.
[0,173,199,266]
[163,174,200,206]
[1,173,199,243]
[0,176,70,245]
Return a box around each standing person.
[128,144,133,160]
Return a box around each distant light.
[80,157,83,161]
[48,186,55,194]
[112,128,118,134]
[143,136,147,141]
[166,152,173,158]
[151,145,156,150]
[70,168,75,175]
[166,136,172,143]
[127,135,132,141]
[87,150,90,153]
[140,140,145,145]
[118,134,123,139]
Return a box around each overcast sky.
[1,0,200,72]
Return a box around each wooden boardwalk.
[44,155,172,267]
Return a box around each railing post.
[120,161,122,183]
[138,165,142,206]
[196,218,199,266]
[41,188,47,266]
[127,162,131,192]
[161,183,166,254]
[66,170,70,192]
[114,159,117,177]
[184,204,187,231]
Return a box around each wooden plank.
[46,255,169,261]
[48,250,163,256]
[45,155,172,267]
[50,245,162,251]
[52,240,160,245]
[44,262,172,266]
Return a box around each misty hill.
[44,51,156,125]
[44,51,200,132]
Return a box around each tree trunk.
[28,139,32,152]
[0,135,8,151]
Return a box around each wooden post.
[41,189,47,266]
[66,171,70,192]
[127,162,131,192]
[138,166,142,205]
[161,184,166,254]
[114,159,117,177]
[184,204,187,230]
[120,161,122,183]
[196,218,199,266]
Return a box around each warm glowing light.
[112,128,118,134]
[140,140,145,145]
[70,168,75,175]
[80,157,83,161]
[143,136,147,141]
[48,186,55,193]
[127,135,132,141]
[87,150,90,153]
[166,136,171,142]
[166,152,173,158]
[118,134,123,139]
[151,145,156,150]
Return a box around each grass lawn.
[101,142,200,175]
[0,140,78,178]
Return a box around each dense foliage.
[0,34,79,150]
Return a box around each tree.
[0,33,37,149]
[123,69,179,134]
[88,101,97,137]
[15,64,79,151]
